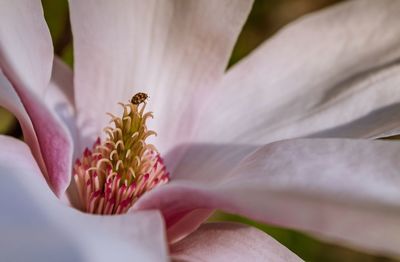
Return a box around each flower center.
[71,94,169,214]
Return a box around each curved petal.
[68,0,253,153]
[196,0,400,144]
[0,135,169,262]
[0,0,53,94]
[135,139,400,257]
[166,209,214,244]
[171,222,301,262]
[45,57,79,158]
[0,73,45,172]
[0,1,73,196]
[45,57,75,119]
[0,71,73,197]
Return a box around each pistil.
[72,95,169,215]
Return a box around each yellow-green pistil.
[72,95,169,214]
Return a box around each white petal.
[196,0,400,144]
[0,135,169,262]
[68,0,253,153]
[171,222,302,262]
[135,139,400,257]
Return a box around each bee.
[130,92,148,105]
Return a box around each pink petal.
[0,2,73,196]
[0,73,44,173]
[68,0,253,153]
[0,135,169,261]
[45,57,79,157]
[195,0,400,144]
[171,222,301,261]
[135,140,400,257]
[0,72,73,197]
[166,209,214,243]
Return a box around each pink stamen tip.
[93,190,101,198]
[120,199,130,207]
[84,148,91,157]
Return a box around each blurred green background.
[0,0,397,261]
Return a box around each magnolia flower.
[1,0,400,261]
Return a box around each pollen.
[71,97,169,215]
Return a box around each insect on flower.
[131,92,149,105]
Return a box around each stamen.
[71,95,169,215]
